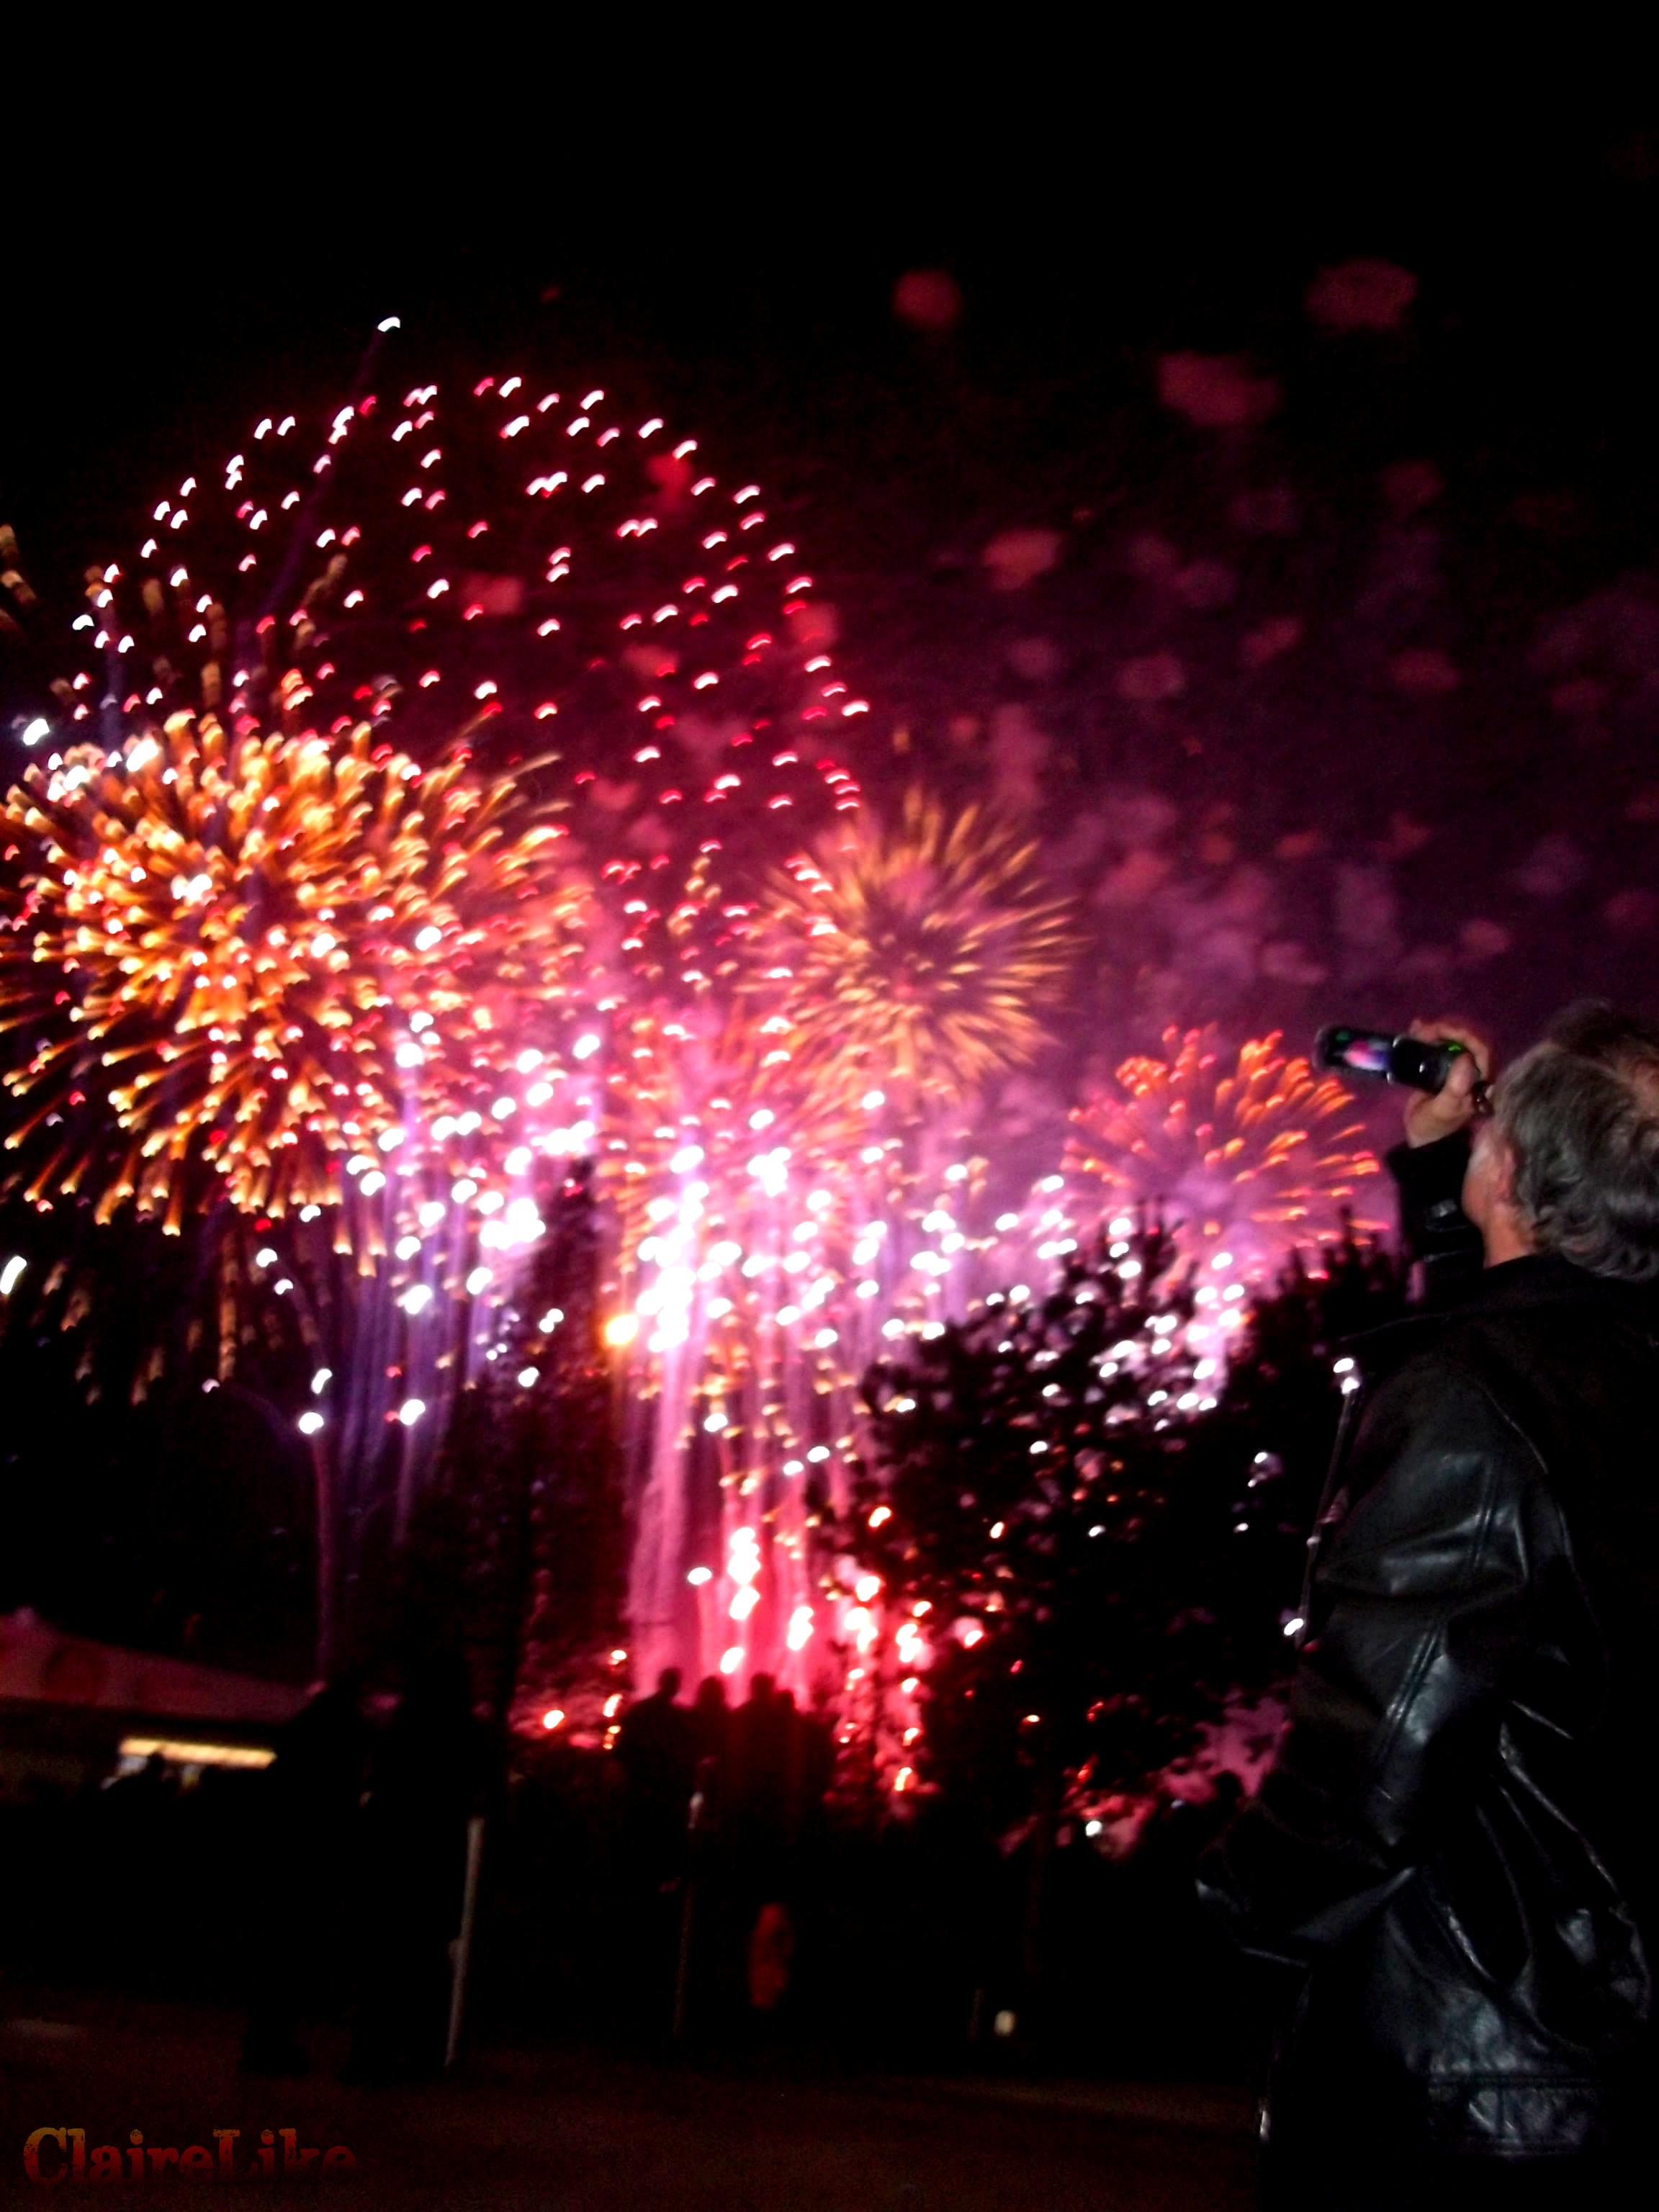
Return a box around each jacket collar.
[1346,1253,1659,1367]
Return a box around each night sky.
[6,77,1659,1664]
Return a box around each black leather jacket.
[1200,1246,1659,2159]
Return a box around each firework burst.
[1064,1026,1382,1285]
[1,713,585,1240]
[757,791,1075,1109]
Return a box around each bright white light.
[401,1285,433,1315]
[22,718,50,747]
[539,1308,564,1331]
[0,1256,25,1298]
[860,1089,885,1110]
[414,925,442,950]
[572,1033,601,1061]
[671,1144,705,1173]
[719,1646,743,1676]
[418,1201,446,1229]
[378,315,402,332]
[297,1411,325,1435]
[395,1236,421,1261]
[397,1399,426,1426]
[517,1367,539,1388]
[729,1586,760,1620]
[465,1267,493,1297]
[359,1172,385,1197]
[687,1566,713,1586]
[493,1095,516,1118]
[786,1604,814,1651]
[505,1146,532,1176]
[1284,1616,1305,1639]
[378,1127,406,1151]
[310,1368,331,1395]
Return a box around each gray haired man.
[1202,1004,1659,2208]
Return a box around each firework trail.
[1063,1025,1382,1342]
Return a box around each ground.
[0,1990,1256,2208]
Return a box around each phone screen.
[1321,1028,1394,1078]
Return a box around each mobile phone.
[1315,1025,1464,1095]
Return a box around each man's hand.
[1401,1017,1493,1148]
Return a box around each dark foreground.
[0,1990,1255,2208]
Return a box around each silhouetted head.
[750,1673,777,1706]
[694,1676,728,1713]
[656,1666,683,1701]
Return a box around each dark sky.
[8,87,1659,583]
[7,65,1659,1666]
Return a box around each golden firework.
[756,791,1074,1108]
[1065,1025,1381,1264]
[0,713,585,1233]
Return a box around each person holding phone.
[1201,1003,1659,2207]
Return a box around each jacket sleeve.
[1198,1351,1537,1963]
[1386,1132,1483,1305]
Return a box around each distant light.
[378,315,402,332]
[604,1313,639,1347]
[718,1646,743,1675]
[414,925,443,950]
[517,1367,540,1389]
[687,1566,714,1586]
[297,1411,325,1436]
[860,1089,885,1111]
[22,717,50,747]
[541,1707,565,1731]
[310,1369,331,1395]
[868,1506,892,1529]
[1284,1615,1305,1639]
[786,1604,814,1651]
[572,1033,601,1061]
[465,1266,493,1297]
[401,1285,433,1315]
[0,1256,25,1298]
[539,1308,564,1330]
[397,1399,426,1426]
